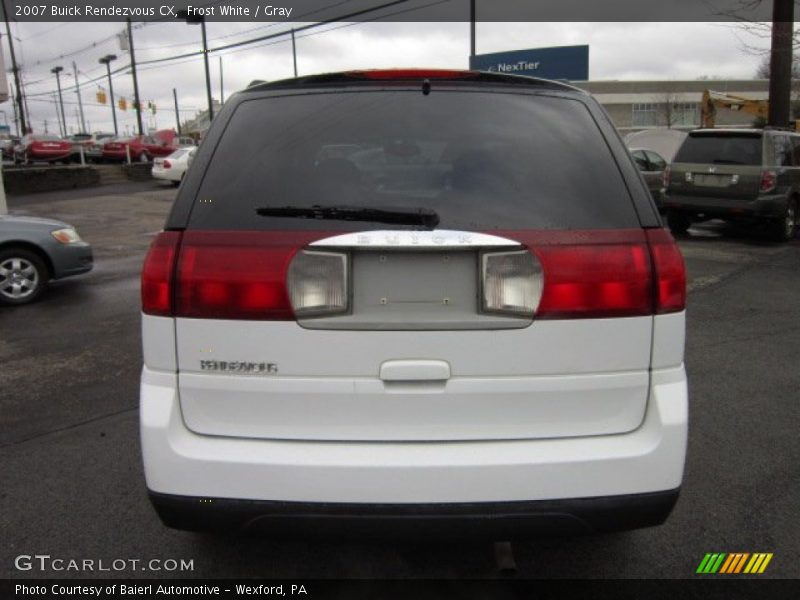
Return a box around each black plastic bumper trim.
[148,488,680,539]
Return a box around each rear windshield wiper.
[255,205,440,229]
[711,159,745,164]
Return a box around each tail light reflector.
[760,169,777,193]
[141,231,181,316]
[287,250,348,317]
[481,250,543,317]
[646,229,686,314]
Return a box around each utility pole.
[291,29,298,77]
[20,72,31,130]
[1,1,27,134]
[99,54,118,135]
[52,93,62,136]
[470,0,476,59]
[179,11,214,122]
[173,88,181,135]
[72,62,86,132]
[51,66,67,137]
[127,18,144,135]
[219,56,224,104]
[767,0,794,127]
[10,84,19,136]
[200,17,213,121]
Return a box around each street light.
[99,54,119,135]
[178,10,214,122]
[50,66,67,137]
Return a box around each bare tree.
[721,0,800,53]
[659,90,681,129]
[755,54,800,118]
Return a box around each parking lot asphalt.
[1,182,798,580]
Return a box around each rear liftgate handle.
[379,360,451,383]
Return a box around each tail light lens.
[175,232,300,320]
[287,250,348,317]
[163,160,171,168]
[535,244,651,319]
[646,229,686,314]
[662,165,671,188]
[481,250,543,317]
[141,231,181,316]
[500,230,655,319]
[760,169,777,193]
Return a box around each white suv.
[140,69,687,536]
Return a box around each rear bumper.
[152,168,180,182]
[27,151,71,160]
[663,192,787,219]
[148,488,680,538]
[141,364,688,534]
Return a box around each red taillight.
[535,245,652,319]
[662,165,671,188]
[141,231,181,316]
[646,229,686,314]
[163,160,171,168]
[348,69,475,80]
[498,230,655,319]
[174,231,332,320]
[760,169,777,193]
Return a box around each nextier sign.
[470,45,590,81]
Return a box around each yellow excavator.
[700,90,770,128]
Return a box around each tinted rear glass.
[189,90,639,231]
[674,133,763,166]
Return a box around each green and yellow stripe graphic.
[696,553,773,574]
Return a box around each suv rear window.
[189,90,639,231]
[674,133,763,166]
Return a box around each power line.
[17,0,450,110]
[134,0,358,53]
[16,0,226,70]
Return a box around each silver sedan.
[0,215,93,305]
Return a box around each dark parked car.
[68,132,94,161]
[84,133,115,163]
[630,148,668,208]
[663,128,799,241]
[0,136,20,160]
[0,215,93,305]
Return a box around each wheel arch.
[0,241,55,278]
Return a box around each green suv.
[662,128,799,242]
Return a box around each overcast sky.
[1,20,776,135]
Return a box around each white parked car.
[151,147,195,185]
[140,69,687,537]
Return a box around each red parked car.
[14,134,73,165]
[102,131,177,163]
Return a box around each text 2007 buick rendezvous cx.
[140,69,687,537]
